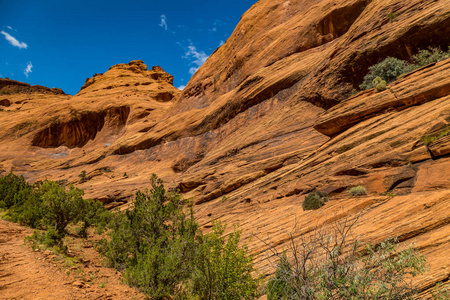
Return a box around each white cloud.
[1,31,28,49]
[219,40,225,46]
[177,85,186,90]
[6,26,12,30]
[189,67,198,75]
[209,20,223,33]
[183,43,208,75]
[159,14,168,31]
[24,62,32,77]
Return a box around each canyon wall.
[1,0,449,296]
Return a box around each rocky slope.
[0,0,449,296]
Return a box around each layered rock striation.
[1,0,450,296]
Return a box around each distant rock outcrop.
[1,0,450,295]
[0,78,65,95]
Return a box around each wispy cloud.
[159,14,168,31]
[183,43,208,75]
[209,19,223,33]
[188,67,199,75]
[177,85,186,90]
[6,26,12,30]
[1,31,28,49]
[219,40,225,46]
[24,62,32,77]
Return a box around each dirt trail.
[0,220,144,300]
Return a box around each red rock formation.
[1,0,450,296]
[0,78,65,94]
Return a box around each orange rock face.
[1,0,450,295]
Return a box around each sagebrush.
[265,213,426,300]
[302,191,328,211]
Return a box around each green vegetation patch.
[359,46,450,91]
[267,236,426,300]
[302,191,329,211]
[421,125,450,146]
[78,170,88,183]
[348,185,367,196]
[1,172,110,248]
[97,174,259,299]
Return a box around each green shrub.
[76,199,111,237]
[99,166,112,173]
[1,173,108,235]
[387,11,398,22]
[39,181,94,234]
[413,47,450,67]
[78,170,88,183]
[302,191,328,210]
[266,252,296,300]
[25,229,67,253]
[100,175,259,299]
[421,125,450,146]
[100,174,200,299]
[190,221,260,300]
[348,185,367,196]
[373,76,387,91]
[432,282,450,300]
[359,47,450,91]
[6,183,45,229]
[360,57,414,90]
[0,172,30,209]
[266,217,426,300]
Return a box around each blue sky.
[0,0,256,95]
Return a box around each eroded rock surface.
[1,0,450,296]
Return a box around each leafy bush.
[302,191,328,210]
[266,215,426,299]
[100,175,259,299]
[100,174,200,299]
[266,252,296,299]
[348,185,367,196]
[25,229,68,253]
[0,172,30,209]
[373,76,387,92]
[1,172,109,247]
[6,183,45,228]
[190,221,260,300]
[359,57,414,90]
[432,282,450,300]
[39,181,96,234]
[413,47,450,67]
[359,47,450,91]
[78,170,88,183]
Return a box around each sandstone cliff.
[1,0,449,296]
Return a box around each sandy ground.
[0,219,144,300]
